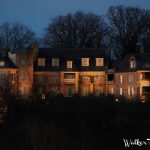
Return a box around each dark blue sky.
[0,0,150,36]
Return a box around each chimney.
[32,44,39,60]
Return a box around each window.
[64,73,75,79]
[141,72,150,80]
[0,61,5,66]
[128,87,134,96]
[111,87,114,94]
[81,86,89,96]
[38,58,45,66]
[130,57,136,68]
[96,58,104,66]
[67,61,72,68]
[52,58,59,66]
[120,88,123,95]
[11,73,16,81]
[131,87,134,95]
[107,74,114,81]
[128,87,131,96]
[20,87,25,95]
[82,58,89,66]
[120,75,123,83]
[128,75,134,83]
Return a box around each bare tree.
[107,5,150,59]
[11,22,35,51]
[0,22,36,54]
[42,11,108,48]
[0,22,12,54]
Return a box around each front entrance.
[66,84,75,96]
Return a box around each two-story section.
[16,49,34,99]
[115,52,150,101]
[0,54,17,100]
[34,48,108,97]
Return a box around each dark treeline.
[0,5,149,59]
[1,96,150,150]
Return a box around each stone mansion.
[0,46,150,101]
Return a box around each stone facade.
[1,47,150,101]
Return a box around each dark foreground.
[0,96,150,150]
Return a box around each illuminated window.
[120,75,123,83]
[67,61,72,68]
[120,88,122,95]
[20,87,25,95]
[96,58,104,66]
[111,87,114,94]
[128,87,131,95]
[38,58,45,66]
[81,86,89,96]
[82,58,89,66]
[52,58,59,66]
[130,57,136,68]
[131,87,134,95]
[0,61,5,66]
[128,75,134,83]
[64,73,75,79]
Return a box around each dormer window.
[67,61,72,69]
[52,58,59,66]
[82,58,89,66]
[0,61,5,66]
[96,58,104,66]
[130,57,136,69]
[38,58,45,66]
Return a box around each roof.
[34,48,109,72]
[0,55,17,69]
[116,53,150,72]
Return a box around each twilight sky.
[0,0,150,36]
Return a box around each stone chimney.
[32,44,39,60]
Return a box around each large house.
[0,46,149,101]
[115,52,150,100]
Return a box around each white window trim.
[128,87,131,96]
[0,61,5,66]
[120,88,123,95]
[67,61,72,69]
[131,87,134,95]
[111,87,114,94]
[130,60,136,68]
[96,58,104,66]
[82,58,89,66]
[120,75,123,83]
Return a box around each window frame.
[52,58,59,67]
[96,58,104,66]
[38,58,45,66]
[67,61,73,69]
[82,58,89,66]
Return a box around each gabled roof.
[35,48,108,72]
[0,55,17,69]
[116,53,150,72]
